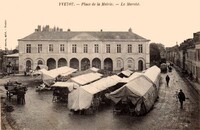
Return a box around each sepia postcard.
[0,0,200,130]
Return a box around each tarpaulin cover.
[61,69,78,76]
[83,75,121,94]
[121,69,133,77]
[107,66,161,115]
[36,65,48,70]
[108,75,158,115]
[70,67,99,77]
[70,72,103,86]
[47,66,77,78]
[51,82,79,92]
[68,87,93,111]
[117,69,133,78]
[39,66,77,86]
[32,65,48,76]
[68,75,122,110]
[32,68,46,76]
[143,65,161,89]
[120,72,142,83]
[90,67,99,72]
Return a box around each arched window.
[37,60,43,65]
[70,58,79,70]
[138,60,144,71]
[26,60,32,71]
[92,58,101,69]
[104,58,113,71]
[58,58,67,68]
[81,58,90,71]
[127,60,133,68]
[47,58,56,70]
[117,60,122,68]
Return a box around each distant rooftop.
[19,25,149,42]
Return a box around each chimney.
[57,27,59,31]
[38,25,41,31]
[42,26,45,31]
[53,26,56,31]
[128,28,132,33]
[46,25,50,31]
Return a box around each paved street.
[1,68,200,130]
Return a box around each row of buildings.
[166,32,200,83]
[17,25,150,73]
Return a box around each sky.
[0,0,200,50]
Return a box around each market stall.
[70,72,103,86]
[68,75,122,114]
[107,66,161,116]
[51,82,79,102]
[38,66,77,86]
[107,75,158,116]
[117,69,133,78]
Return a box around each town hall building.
[18,25,150,73]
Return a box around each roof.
[82,75,122,94]
[19,31,149,42]
[70,72,103,85]
[143,66,160,83]
[68,75,122,110]
[120,72,142,83]
[125,76,153,96]
[108,75,154,103]
[39,66,77,78]
[89,67,99,72]
[118,69,133,77]
[143,66,161,88]
[51,82,79,91]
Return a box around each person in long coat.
[178,89,186,109]
[17,87,26,105]
[166,75,170,86]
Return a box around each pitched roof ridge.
[19,30,149,41]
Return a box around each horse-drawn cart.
[4,81,27,104]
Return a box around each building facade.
[166,45,180,66]
[18,25,150,72]
[186,48,196,77]
[3,53,19,74]
[166,32,200,83]
[179,39,194,72]
[194,32,200,82]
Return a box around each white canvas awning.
[143,66,161,89]
[47,66,77,78]
[125,76,153,96]
[70,72,103,86]
[122,69,133,77]
[108,75,158,115]
[90,67,99,72]
[68,75,122,110]
[39,66,77,86]
[107,66,161,115]
[117,69,133,77]
[120,72,142,83]
[51,82,79,92]
[82,75,121,94]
